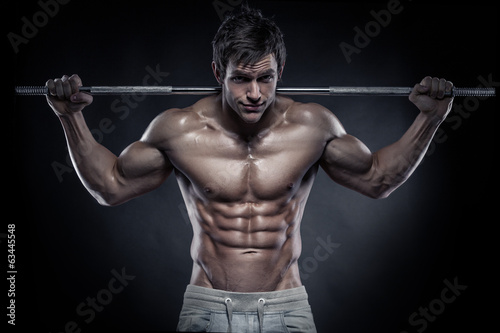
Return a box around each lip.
[241,102,265,112]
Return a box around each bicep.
[309,105,375,194]
[114,140,172,197]
[115,109,177,189]
[320,133,375,194]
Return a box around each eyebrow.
[231,68,276,77]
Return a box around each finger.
[53,78,64,100]
[414,76,432,95]
[437,78,446,99]
[410,83,424,98]
[430,77,439,98]
[69,74,83,88]
[61,75,72,99]
[420,76,432,87]
[445,80,453,94]
[45,79,56,96]
[69,75,81,96]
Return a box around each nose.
[247,80,261,103]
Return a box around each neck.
[219,93,281,140]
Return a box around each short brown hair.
[212,6,286,81]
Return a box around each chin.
[241,113,263,124]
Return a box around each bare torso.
[159,94,331,292]
[48,73,451,292]
[45,68,450,295]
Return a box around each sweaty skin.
[170,94,327,291]
[46,55,453,292]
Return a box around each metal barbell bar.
[14,85,496,97]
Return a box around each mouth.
[241,102,265,112]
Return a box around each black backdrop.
[5,0,498,332]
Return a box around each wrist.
[57,110,83,121]
[57,111,90,140]
[419,110,444,127]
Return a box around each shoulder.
[278,96,346,138]
[141,95,217,145]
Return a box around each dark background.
[4,0,498,332]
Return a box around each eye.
[259,75,274,83]
[231,76,247,83]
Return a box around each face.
[214,54,280,124]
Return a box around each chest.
[168,124,326,202]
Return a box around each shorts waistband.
[183,284,310,312]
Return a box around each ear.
[278,61,285,81]
[212,61,223,85]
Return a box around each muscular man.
[45,7,453,333]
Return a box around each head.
[211,6,286,124]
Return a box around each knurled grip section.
[15,86,49,96]
[452,87,496,97]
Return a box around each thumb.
[412,76,433,95]
[413,82,429,95]
[409,83,427,103]
[71,92,93,105]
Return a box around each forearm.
[371,112,442,198]
[58,112,119,204]
[321,77,453,199]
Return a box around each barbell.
[14,85,496,97]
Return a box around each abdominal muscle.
[188,199,305,292]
